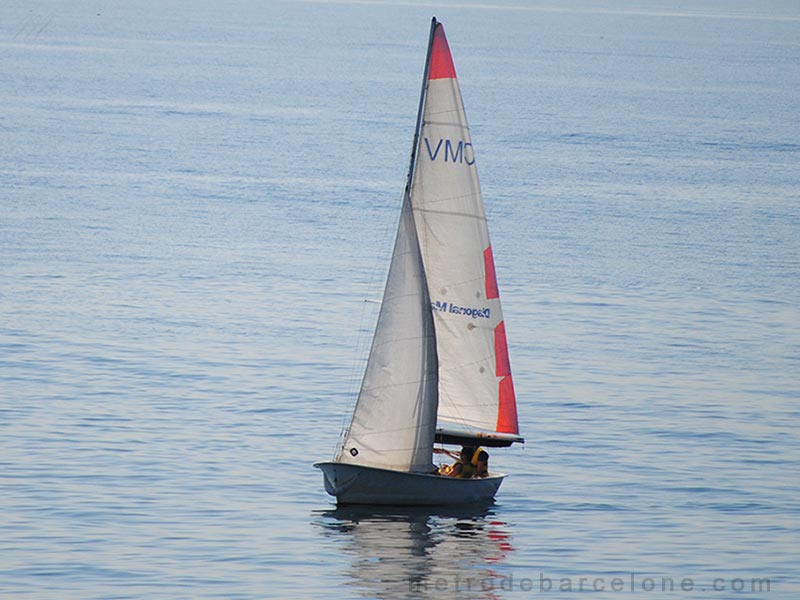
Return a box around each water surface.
[2,0,799,598]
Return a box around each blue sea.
[2,1,799,598]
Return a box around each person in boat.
[445,445,489,478]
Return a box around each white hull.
[315,462,505,506]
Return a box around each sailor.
[449,445,489,478]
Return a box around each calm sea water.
[2,1,799,598]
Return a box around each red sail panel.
[496,375,519,434]
[484,246,499,300]
[494,321,518,434]
[494,321,511,377]
[428,23,456,80]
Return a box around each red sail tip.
[428,23,456,80]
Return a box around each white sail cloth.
[336,20,519,475]
[338,194,439,472]
[411,39,518,438]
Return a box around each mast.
[404,17,439,199]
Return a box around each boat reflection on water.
[314,502,514,599]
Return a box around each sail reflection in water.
[314,504,514,599]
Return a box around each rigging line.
[341,180,409,428]
[404,17,438,198]
[343,17,436,405]
[338,180,411,460]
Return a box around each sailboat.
[315,18,523,505]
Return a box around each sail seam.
[348,424,438,438]
[423,116,468,125]
[412,191,482,205]
[414,208,487,222]
[361,379,437,392]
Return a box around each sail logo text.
[424,138,475,165]
[432,301,490,319]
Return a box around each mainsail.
[410,21,521,443]
[338,18,521,474]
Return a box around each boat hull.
[314,462,505,506]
